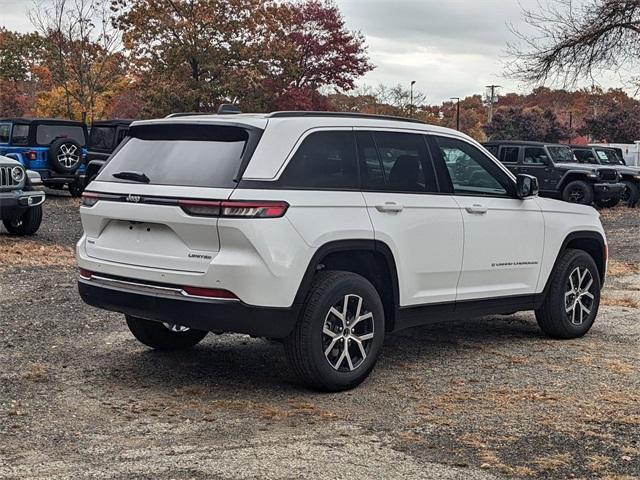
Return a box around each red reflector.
[79,268,93,279]
[178,199,222,217]
[182,286,238,299]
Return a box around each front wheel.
[562,180,594,205]
[284,271,385,392]
[3,204,43,235]
[535,249,601,339]
[126,315,208,350]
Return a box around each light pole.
[450,97,460,131]
[410,80,416,117]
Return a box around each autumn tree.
[0,29,49,116]
[580,104,640,142]
[30,0,124,121]
[508,0,640,86]
[484,106,572,142]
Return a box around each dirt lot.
[1,195,639,479]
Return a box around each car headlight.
[11,166,25,183]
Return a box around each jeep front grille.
[0,166,18,188]
[598,169,619,182]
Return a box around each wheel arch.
[293,240,400,332]
[544,231,607,294]
[557,171,590,191]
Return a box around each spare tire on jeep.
[49,138,82,174]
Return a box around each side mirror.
[516,174,539,199]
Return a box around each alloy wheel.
[322,294,375,372]
[564,267,595,325]
[162,323,190,333]
[57,143,80,168]
[568,188,585,203]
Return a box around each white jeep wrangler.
[77,112,606,391]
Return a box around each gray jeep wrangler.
[0,155,46,235]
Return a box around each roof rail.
[268,111,426,124]
[165,112,214,118]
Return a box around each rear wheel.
[125,315,208,350]
[562,180,594,205]
[3,205,43,235]
[535,249,601,339]
[68,182,84,198]
[284,271,385,392]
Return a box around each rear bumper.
[0,190,45,220]
[35,169,87,185]
[593,182,625,199]
[78,277,300,338]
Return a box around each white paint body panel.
[77,113,606,312]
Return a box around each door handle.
[465,204,488,214]
[375,202,403,213]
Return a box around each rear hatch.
[82,121,261,273]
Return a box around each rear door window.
[97,124,252,188]
[11,124,29,145]
[36,124,86,146]
[277,131,358,189]
[0,124,10,144]
[498,146,520,164]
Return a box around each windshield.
[594,148,624,165]
[547,146,577,163]
[36,124,86,146]
[97,124,252,188]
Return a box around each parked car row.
[0,117,131,198]
[483,141,640,208]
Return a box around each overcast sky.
[0,0,627,103]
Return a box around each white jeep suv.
[77,112,607,391]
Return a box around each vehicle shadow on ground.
[92,314,547,396]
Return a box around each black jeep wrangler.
[85,119,132,186]
[483,141,625,207]
[570,145,640,207]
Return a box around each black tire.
[68,182,84,198]
[3,204,43,235]
[535,249,601,339]
[595,197,620,208]
[621,180,639,207]
[49,138,82,174]
[284,271,385,392]
[125,315,208,350]
[562,180,594,205]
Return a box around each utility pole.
[450,97,460,131]
[410,80,416,117]
[485,84,501,123]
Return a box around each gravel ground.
[0,194,639,479]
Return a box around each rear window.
[36,124,86,146]
[97,124,251,188]
[89,126,116,150]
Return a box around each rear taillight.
[79,268,93,279]
[179,200,288,218]
[25,150,37,161]
[81,192,100,207]
[220,201,289,218]
[182,286,238,299]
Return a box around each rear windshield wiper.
[112,171,150,183]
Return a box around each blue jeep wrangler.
[0,118,88,197]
